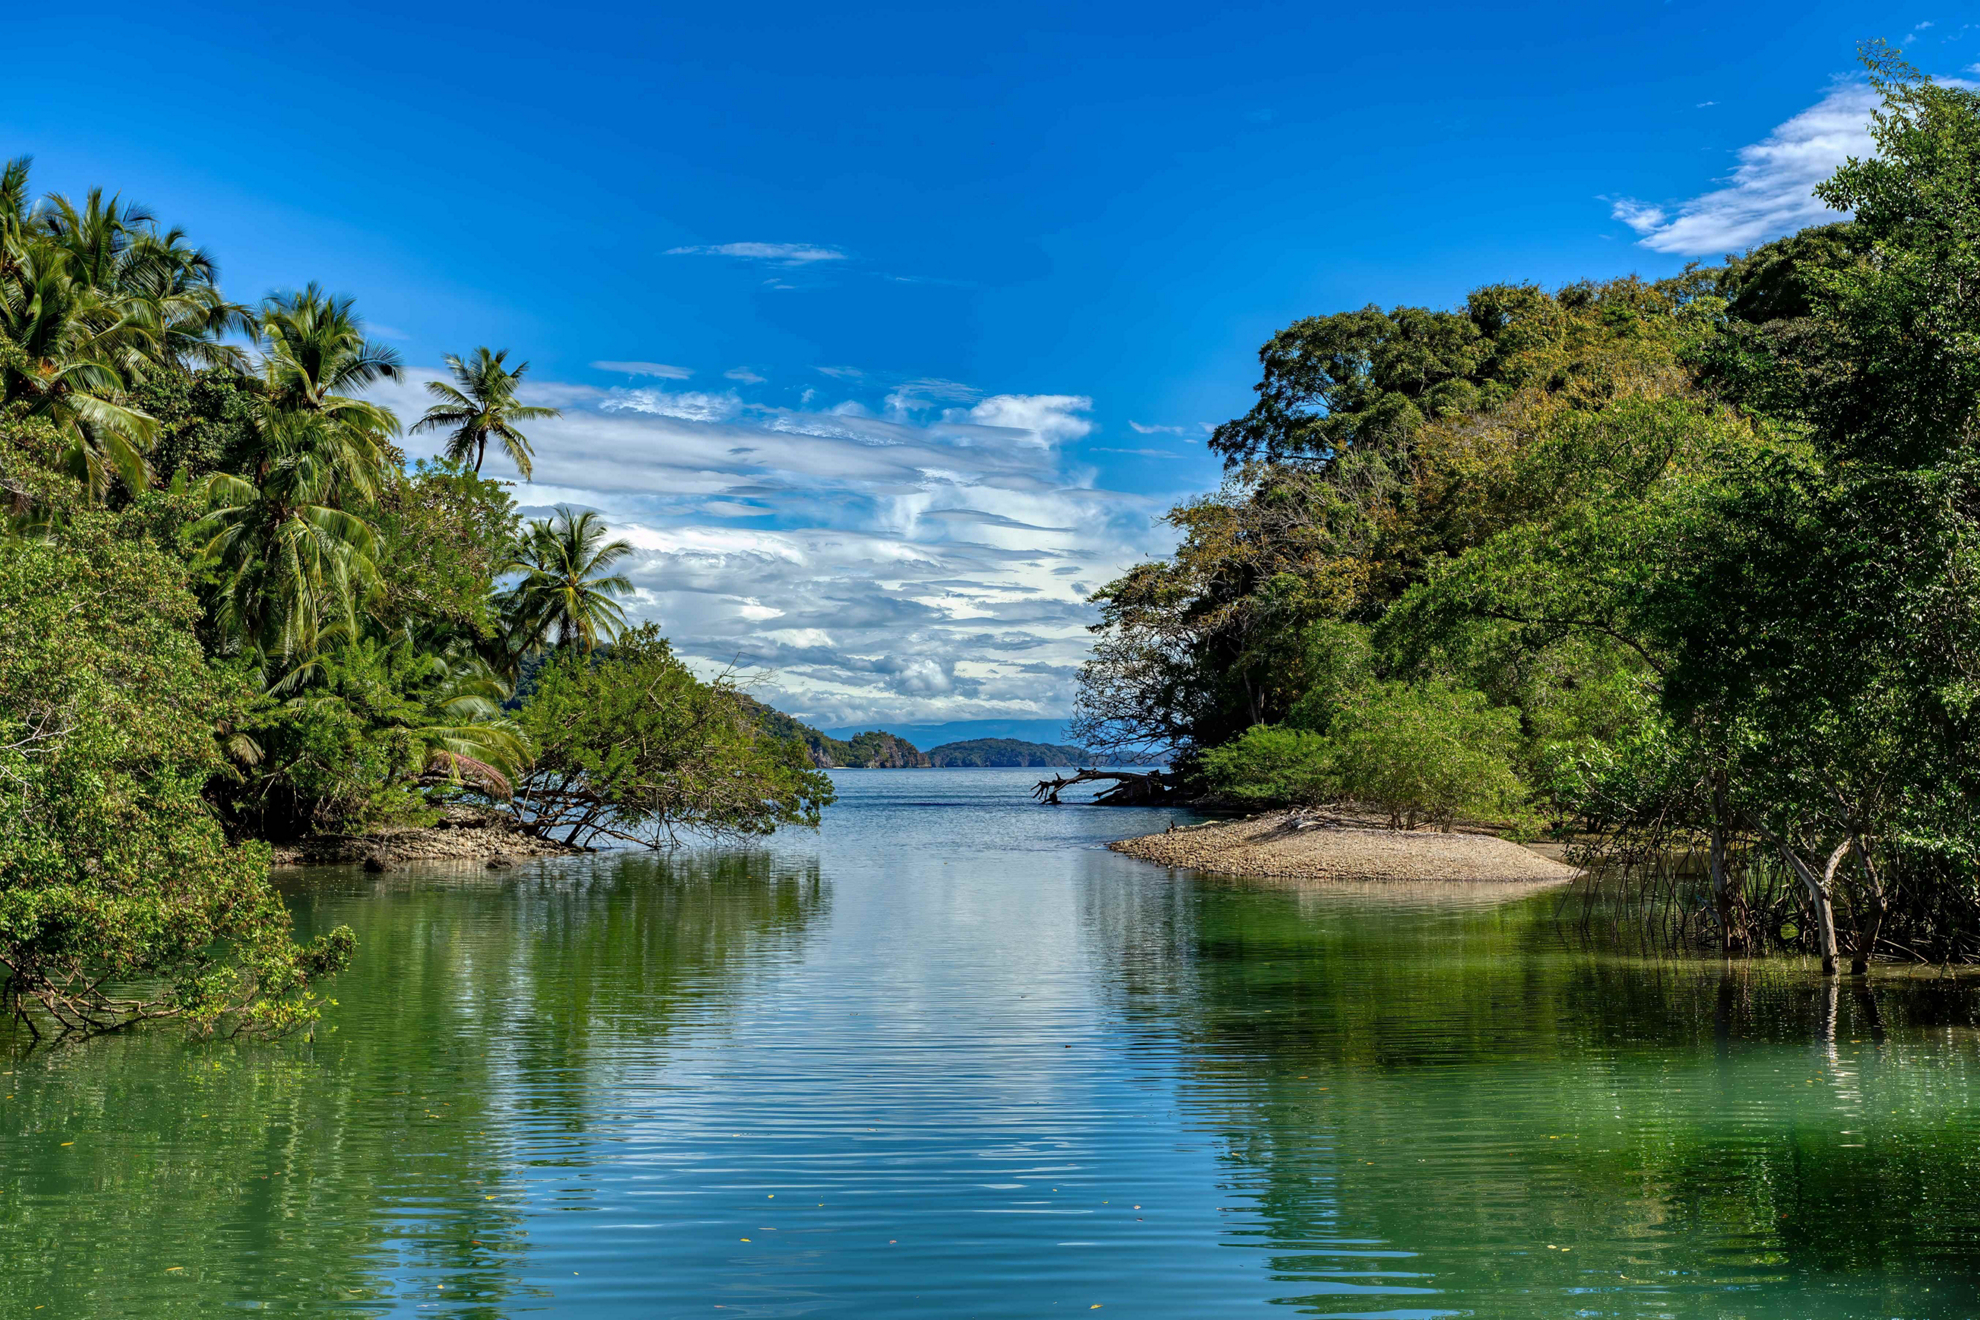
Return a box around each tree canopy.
[1078,45,1980,972]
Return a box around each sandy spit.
[1109,810,1580,885]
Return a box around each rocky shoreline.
[268,805,585,869]
[1110,809,1580,884]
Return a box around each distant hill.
[735,696,930,768]
[924,738,1092,768]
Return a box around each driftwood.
[1032,767,1172,806]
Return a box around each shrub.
[1328,681,1526,830]
[1201,724,1336,805]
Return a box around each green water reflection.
[0,853,824,1317]
[3,773,1979,1318]
[1083,864,1980,1317]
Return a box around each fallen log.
[1032,767,1172,806]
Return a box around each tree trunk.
[1777,843,1843,977]
[1709,821,1733,954]
[1846,834,1884,976]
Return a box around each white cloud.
[1128,421,1185,435]
[724,367,767,384]
[373,368,1189,729]
[944,394,1094,448]
[591,360,693,379]
[884,378,979,418]
[1612,83,1875,255]
[667,241,848,265]
[600,388,742,423]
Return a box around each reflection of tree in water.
[1076,856,1980,1317]
[0,851,824,1317]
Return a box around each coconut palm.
[503,506,636,660]
[275,634,530,798]
[120,227,253,374]
[190,408,384,661]
[256,284,402,433]
[410,347,559,478]
[0,163,250,500]
[0,156,33,279]
[0,242,160,497]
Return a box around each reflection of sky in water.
[3,769,1979,1318]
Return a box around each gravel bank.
[269,806,584,868]
[1110,810,1579,884]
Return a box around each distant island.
[924,738,1091,768]
[737,697,1089,769]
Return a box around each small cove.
[5,768,1980,1318]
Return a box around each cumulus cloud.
[667,241,848,265]
[373,369,1187,729]
[1612,83,1875,255]
[944,394,1094,448]
[592,360,693,379]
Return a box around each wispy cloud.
[724,367,767,384]
[374,371,1186,728]
[1611,83,1875,254]
[592,360,693,379]
[1128,421,1185,435]
[667,241,848,265]
[884,378,980,417]
[601,388,742,423]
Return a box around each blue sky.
[4,2,1967,738]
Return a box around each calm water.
[6,770,1980,1318]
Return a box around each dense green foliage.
[513,627,835,847]
[1205,681,1525,830]
[0,159,822,1036]
[1078,47,1980,969]
[0,482,350,1037]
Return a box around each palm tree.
[0,242,160,497]
[190,408,384,662]
[503,507,636,660]
[120,226,253,375]
[256,284,402,432]
[0,162,251,501]
[275,634,530,798]
[410,347,559,478]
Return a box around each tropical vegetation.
[1075,46,1980,971]
[0,158,831,1037]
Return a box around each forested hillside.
[924,739,1091,767]
[736,696,931,767]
